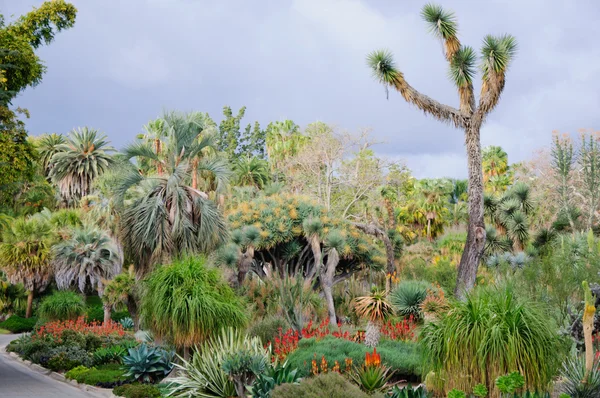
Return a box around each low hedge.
[113,383,162,398]
[0,315,37,333]
[66,363,130,387]
[284,336,422,378]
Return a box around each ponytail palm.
[49,127,115,203]
[141,257,247,356]
[367,4,517,297]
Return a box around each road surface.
[0,333,96,398]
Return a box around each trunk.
[321,249,339,326]
[352,222,396,288]
[237,248,254,286]
[126,297,140,331]
[364,321,380,348]
[155,138,163,175]
[183,346,190,361]
[384,199,396,230]
[103,303,112,324]
[25,290,34,319]
[191,158,198,189]
[427,219,432,241]
[455,125,486,299]
[234,378,247,398]
[583,282,596,378]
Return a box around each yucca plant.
[389,280,430,320]
[122,344,174,383]
[559,355,600,397]
[367,3,518,297]
[354,291,394,348]
[168,327,268,398]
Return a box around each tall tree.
[367,4,517,297]
[49,127,115,204]
[0,216,54,317]
[53,225,122,323]
[120,111,229,277]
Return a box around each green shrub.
[249,361,301,398]
[271,372,376,398]
[0,315,37,332]
[113,383,161,398]
[45,346,93,371]
[85,305,104,323]
[112,310,130,323]
[421,284,565,395]
[66,363,129,386]
[389,280,430,320]
[94,346,127,365]
[38,291,85,321]
[285,336,421,378]
[248,316,289,345]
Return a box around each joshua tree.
[367,4,517,297]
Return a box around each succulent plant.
[122,344,174,383]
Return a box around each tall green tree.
[120,111,229,277]
[49,127,115,204]
[218,106,266,159]
[53,225,122,323]
[367,4,517,297]
[0,216,54,317]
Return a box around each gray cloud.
[3,0,599,178]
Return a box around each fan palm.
[234,156,270,188]
[367,4,517,297]
[141,256,247,358]
[53,225,122,323]
[36,133,65,175]
[482,146,508,183]
[120,111,229,276]
[0,217,54,317]
[48,127,115,203]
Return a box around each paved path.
[0,334,96,398]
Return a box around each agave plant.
[122,344,174,383]
[119,317,134,330]
[249,361,301,398]
[389,384,432,398]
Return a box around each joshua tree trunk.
[103,303,112,324]
[321,248,339,326]
[25,290,34,319]
[455,124,486,299]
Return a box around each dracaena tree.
[367,4,517,297]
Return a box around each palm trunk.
[103,303,112,324]
[25,290,34,319]
[191,158,198,189]
[155,138,163,175]
[455,125,486,299]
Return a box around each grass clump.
[38,291,85,321]
[0,315,37,332]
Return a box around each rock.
[30,364,50,375]
[50,372,65,382]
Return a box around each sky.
[2,0,600,178]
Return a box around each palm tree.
[49,127,115,203]
[36,133,65,175]
[234,156,270,188]
[141,256,247,359]
[53,225,122,323]
[482,146,509,183]
[367,4,517,297]
[0,217,54,318]
[136,118,166,175]
[120,111,229,277]
[265,120,306,172]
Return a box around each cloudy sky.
[2,0,599,178]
